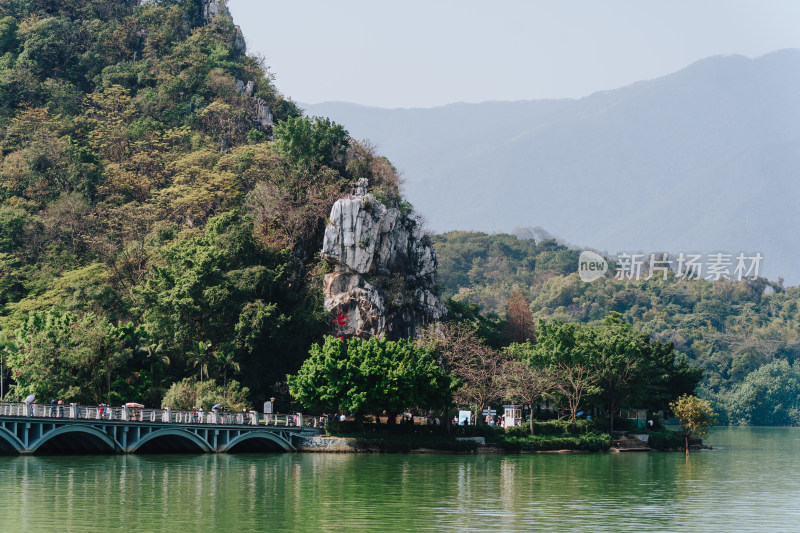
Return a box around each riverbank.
[298,420,694,454]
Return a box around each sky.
[226,0,800,109]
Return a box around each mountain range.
[304,49,800,284]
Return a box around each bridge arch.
[129,428,212,454]
[31,425,119,455]
[222,431,295,453]
[0,427,23,454]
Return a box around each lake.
[1,427,799,532]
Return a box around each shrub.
[506,419,600,436]
[324,421,480,452]
[161,378,249,411]
[498,432,611,452]
[505,424,532,438]
[646,429,683,450]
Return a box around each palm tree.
[189,341,214,382]
[215,350,240,388]
[137,342,169,388]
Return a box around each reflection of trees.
[0,447,753,531]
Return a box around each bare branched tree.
[418,323,503,425]
[500,359,556,434]
[553,362,598,424]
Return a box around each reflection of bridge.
[0,403,322,455]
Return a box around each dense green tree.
[722,359,800,426]
[670,394,718,454]
[442,299,505,349]
[137,210,326,397]
[0,15,18,55]
[0,0,350,410]
[9,309,127,404]
[433,231,579,310]
[509,321,600,422]
[273,116,349,173]
[506,316,702,426]
[288,336,454,422]
[592,314,653,431]
[644,342,703,415]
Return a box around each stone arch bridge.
[0,403,321,455]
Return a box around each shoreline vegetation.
[307,419,702,454]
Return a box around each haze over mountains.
[305,50,800,284]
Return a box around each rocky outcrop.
[321,179,446,340]
[236,79,273,133]
[204,0,246,53]
[253,99,273,131]
[202,0,226,21]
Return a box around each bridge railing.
[0,402,323,428]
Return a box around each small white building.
[503,405,523,429]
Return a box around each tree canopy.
[287,336,455,420]
[504,316,701,426]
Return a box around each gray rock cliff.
[321,179,445,340]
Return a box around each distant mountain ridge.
[304,50,800,283]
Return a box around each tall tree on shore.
[419,323,503,425]
[500,357,556,434]
[594,313,651,431]
[504,289,535,345]
[508,321,600,423]
[670,394,718,455]
[288,336,454,423]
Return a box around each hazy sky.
[227,1,800,108]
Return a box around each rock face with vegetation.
[0,0,390,408]
[322,179,446,340]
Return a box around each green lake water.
[1,427,799,532]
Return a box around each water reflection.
[1,428,799,531]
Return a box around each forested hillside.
[435,231,800,425]
[0,0,404,408]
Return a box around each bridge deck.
[0,402,322,455]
